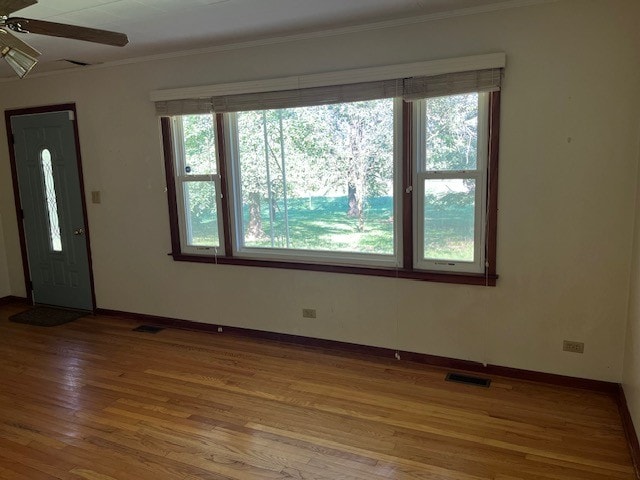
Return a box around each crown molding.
[0,0,557,83]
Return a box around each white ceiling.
[1,0,509,78]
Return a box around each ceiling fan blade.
[0,0,36,16]
[7,17,129,47]
[0,28,40,58]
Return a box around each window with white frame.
[226,98,401,267]
[414,92,488,273]
[171,114,224,254]
[160,59,502,284]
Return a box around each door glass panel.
[40,148,62,252]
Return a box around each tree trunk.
[357,202,365,232]
[246,192,265,239]
[347,182,360,217]
[347,181,365,232]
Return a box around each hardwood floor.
[0,303,634,479]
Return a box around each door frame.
[4,103,96,311]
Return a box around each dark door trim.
[4,103,97,311]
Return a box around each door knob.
[73,228,85,236]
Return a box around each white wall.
[0,0,639,382]
[623,125,640,431]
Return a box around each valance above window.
[152,54,505,115]
[211,79,403,113]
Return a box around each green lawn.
[242,196,393,254]
[191,195,474,260]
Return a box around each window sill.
[168,252,497,286]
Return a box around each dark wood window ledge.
[168,252,498,286]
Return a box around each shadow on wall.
[0,214,11,297]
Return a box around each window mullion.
[215,112,233,257]
[402,100,413,269]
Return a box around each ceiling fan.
[0,0,128,78]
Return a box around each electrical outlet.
[302,308,316,319]
[563,340,584,354]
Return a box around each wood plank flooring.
[0,303,634,479]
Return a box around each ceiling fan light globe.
[2,45,37,77]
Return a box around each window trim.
[161,93,500,286]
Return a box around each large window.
[161,66,501,285]
[227,99,400,266]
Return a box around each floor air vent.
[132,325,164,334]
[445,373,491,388]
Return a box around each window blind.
[155,98,213,116]
[211,79,403,113]
[155,67,503,115]
[403,68,503,101]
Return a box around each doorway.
[6,104,95,311]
